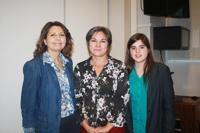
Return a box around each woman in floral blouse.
[74,26,130,133]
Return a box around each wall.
[65,0,108,65]
[108,0,126,61]
[64,0,130,65]
[165,0,200,96]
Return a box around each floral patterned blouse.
[43,52,75,118]
[74,56,129,128]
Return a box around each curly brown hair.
[33,21,73,58]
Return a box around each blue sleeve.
[21,61,41,128]
[23,128,35,133]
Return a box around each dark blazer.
[21,56,77,133]
[126,63,175,133]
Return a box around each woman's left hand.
[95,122,113,133]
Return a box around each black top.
[74,56,129,127]
[126,63,175,133]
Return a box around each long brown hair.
[125,33,154,82]
[33,21,73,58]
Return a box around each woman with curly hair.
[21,21,79,133]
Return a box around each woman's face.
[44,26,66,53]
[89,31,109,58]
[130,40,149,64]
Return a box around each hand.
[95,122,114,133]
[81,120,96,133]
[86,127,97,133]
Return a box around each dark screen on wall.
[143,0,190,18]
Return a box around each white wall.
[0,0,64,132]
[108,0,126,61]
[65,0,108,66]
[167,60,200,96]
[65,0,129,65]
[164,0,200,96]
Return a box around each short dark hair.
[86,26,112,46]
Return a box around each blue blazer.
[21,55,77,133]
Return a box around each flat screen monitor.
[143,0,190,18]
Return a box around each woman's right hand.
[81,119,96,133]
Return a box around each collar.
[43,51,69,66]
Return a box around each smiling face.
[130,39,149,65]
[44,26,66,54]
[88,31,109,58]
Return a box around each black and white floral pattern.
[74,56,129,127]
